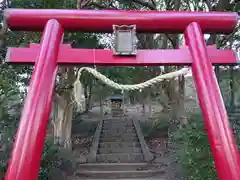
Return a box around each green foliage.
[39,139,60,180]
[0,1,238,180]
[171,113,217,180]
[143,115,169,139]
[0,137,67,179]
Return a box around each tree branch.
[216,0,231,11]
[77,0,92,9]
[150,0,156,7]
[203,0,212,10]
[132,0,156,10]
[90,1,107,9]
[164,34,174,48]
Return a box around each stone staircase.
[227,105,240,134]
[74,118,167,179]
[97,118,143,163]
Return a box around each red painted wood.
[3,8,240,180]
[5,20,64,180]
[29,43,71,49]
[6,46,238,65]
[185,22,240,180]
[4,8,238,33]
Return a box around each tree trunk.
[230,67,235,108]
[178,74,187,126]
[147,92,152,118]
[142,103,145,115]
[53,92,73,150]
[140,92,146,115]
[84,82,93,112]
[100,93,104,117]
[122,91,125,115]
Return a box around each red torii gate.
[3,8,240,180]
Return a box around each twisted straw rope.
[73,67,190,111]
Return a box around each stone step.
[74,178,166,180]
[96,153,144,163]
[102,126,135,130]
[103,119,133,123]
[77,163,156,171]
[112,110,124,113]
[229,117,239,120]
[103,119,130,122]
[100,131,136,137]
[103,119,133,122]
[75,169,165,179]
[229,117,240,120]
[102,127,135,132]
[99,136,138,142]
[229,117,240,121]
[102,124,134,128]
[111,110,124,112]
[103,120,133,125]
[102,126,134,130]
[228,112,240,116]
[103,121,133,126]
[228,114,238,117]
[228,110,240,114]
[99,142,141,149]
[102,123,134,128]
[98,147,142,154]
[101,133,136,138]
[101,130,136,135]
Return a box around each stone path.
[73,117,168,179]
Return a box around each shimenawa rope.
[73,67,190,112]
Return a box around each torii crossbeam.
[3,8,240,180]
[7,44,239,65]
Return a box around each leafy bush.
[0,138,68,180]
[39,139,61,180]
[171,113,217,180]
[141,114,169,139]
